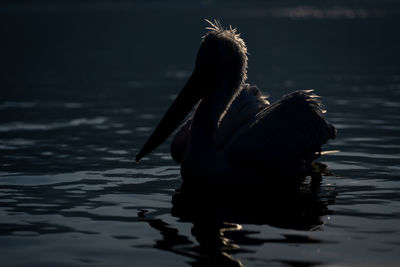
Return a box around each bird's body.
[172,85,335,181]
[136,20,336,182]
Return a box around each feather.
[226,89,336,174]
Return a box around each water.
[1,1,400,266]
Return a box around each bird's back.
[225,89,336,176]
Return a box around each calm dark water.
[1,1,400,266]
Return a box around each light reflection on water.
[1,2,400,267]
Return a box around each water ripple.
[0,117,108,132]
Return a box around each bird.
[136,20,336,182]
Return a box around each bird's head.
[136,20,248,162]
[195,19,248,90]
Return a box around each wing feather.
[227,89,336,172]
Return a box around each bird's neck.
[180,83,241,178]
[192,83,240,137]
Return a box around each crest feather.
[202,19,249,84]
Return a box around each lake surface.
[1,1,400,266]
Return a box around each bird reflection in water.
[139,163,336,266]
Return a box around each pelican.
[136,20,336,182]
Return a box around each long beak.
[136,70,202,163]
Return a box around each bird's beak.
[136,70,202,163]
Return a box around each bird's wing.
[226,89,336,170]
[213,84,269,149]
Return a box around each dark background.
[2,0,400,100]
